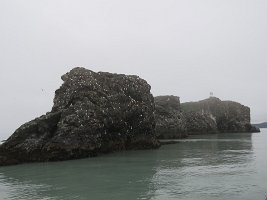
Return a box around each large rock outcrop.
[181,97,259,133]
[0,67,159,166]
[154,96,187,139]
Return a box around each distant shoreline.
[252,122,267,129]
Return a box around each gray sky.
[0,0,266,140]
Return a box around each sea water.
[0,129,266,200]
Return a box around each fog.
[0,0,266,139]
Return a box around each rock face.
[184,111,218,135]
[154,96,187,139]
[0,67,159,166]
[181,97,259,133]
[154,96,217,138]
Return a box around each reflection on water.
[0,131,267,200]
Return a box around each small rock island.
[0,68,159,166]
[155,96,259,139]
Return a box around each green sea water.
[0,129,266,200]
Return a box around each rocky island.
[0,68,159,166]
[0,68,259,166]
[181,97,259,133]
[154,96,259,138]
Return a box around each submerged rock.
[0,67,159,166]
